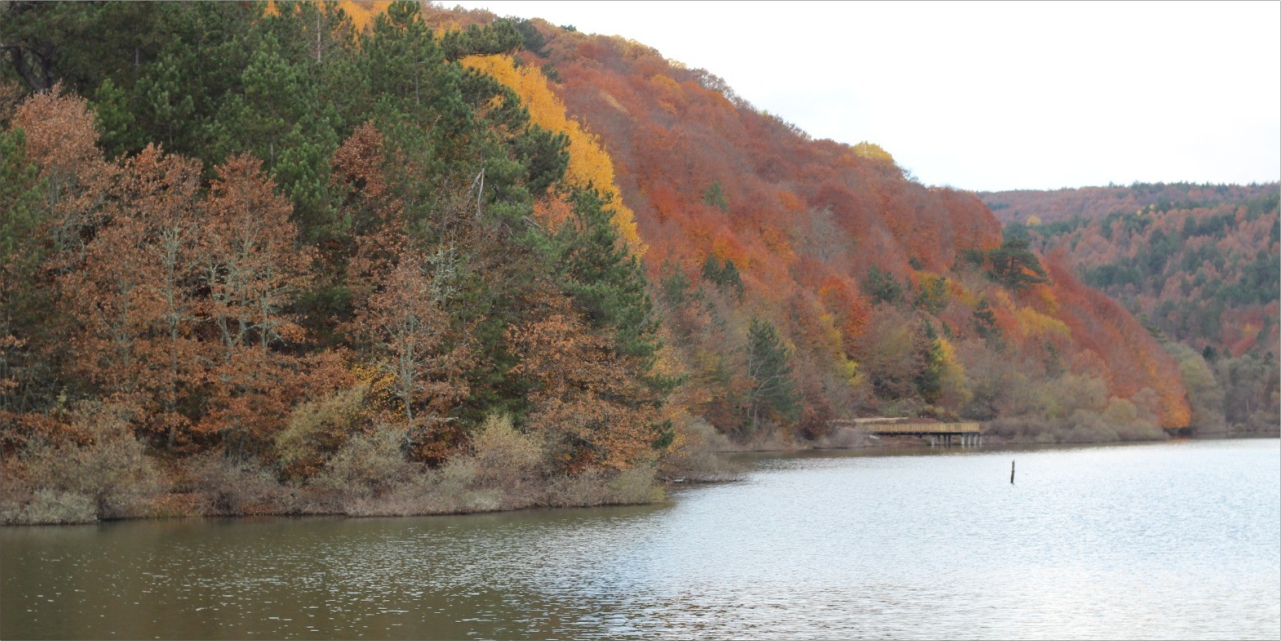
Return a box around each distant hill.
[996,188,1279,356]
[980,183,1277,225]
[986,185,1279,432]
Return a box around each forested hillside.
[0,2,1216,524]
[436,8,1191,439]
[986,186,1280,434]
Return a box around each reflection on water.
[3,439,1279,639]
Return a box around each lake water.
[2,439,1278,639]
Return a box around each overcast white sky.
[450,1,1280,192]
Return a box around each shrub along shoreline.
[7,410,1271,526]
[1,408,744,526]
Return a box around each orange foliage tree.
[1046,256,1191,428]
[355,251,468,437]
[196,155,316,455]
[59,145,207,449]
[509,294,661,472]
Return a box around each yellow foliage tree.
[462,54,646,255]
[267,0,389,29]
[852,141,895,164]
[1014,306,1071,342]
[338,2,392,30]
[936,336,972,408]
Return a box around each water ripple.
[3,439,1278,639]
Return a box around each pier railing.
[829,419,984,446]
[859,421,981,434]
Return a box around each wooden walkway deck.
[830,419,984,447]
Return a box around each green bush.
[274,384,368,481]
[312,424,413,500]
[469,414,542,487]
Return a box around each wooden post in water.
[1010,460,1016,484]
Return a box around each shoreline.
[714,428,1281,456]
[5,433,1276,528]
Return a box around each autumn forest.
[1,2,1277,525]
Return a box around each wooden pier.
[830,418,984,447]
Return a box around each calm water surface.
[2,439,1278,639]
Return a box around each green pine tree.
[744,317,799,432]
[703,181,728,212]
[864,265,903,305]
[972,298,1000,342]
[551,187,660,364]
[915,320,944,404]
[986,237,1049,291]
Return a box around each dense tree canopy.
[4,0,1252,525]
[0,2,668,520]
